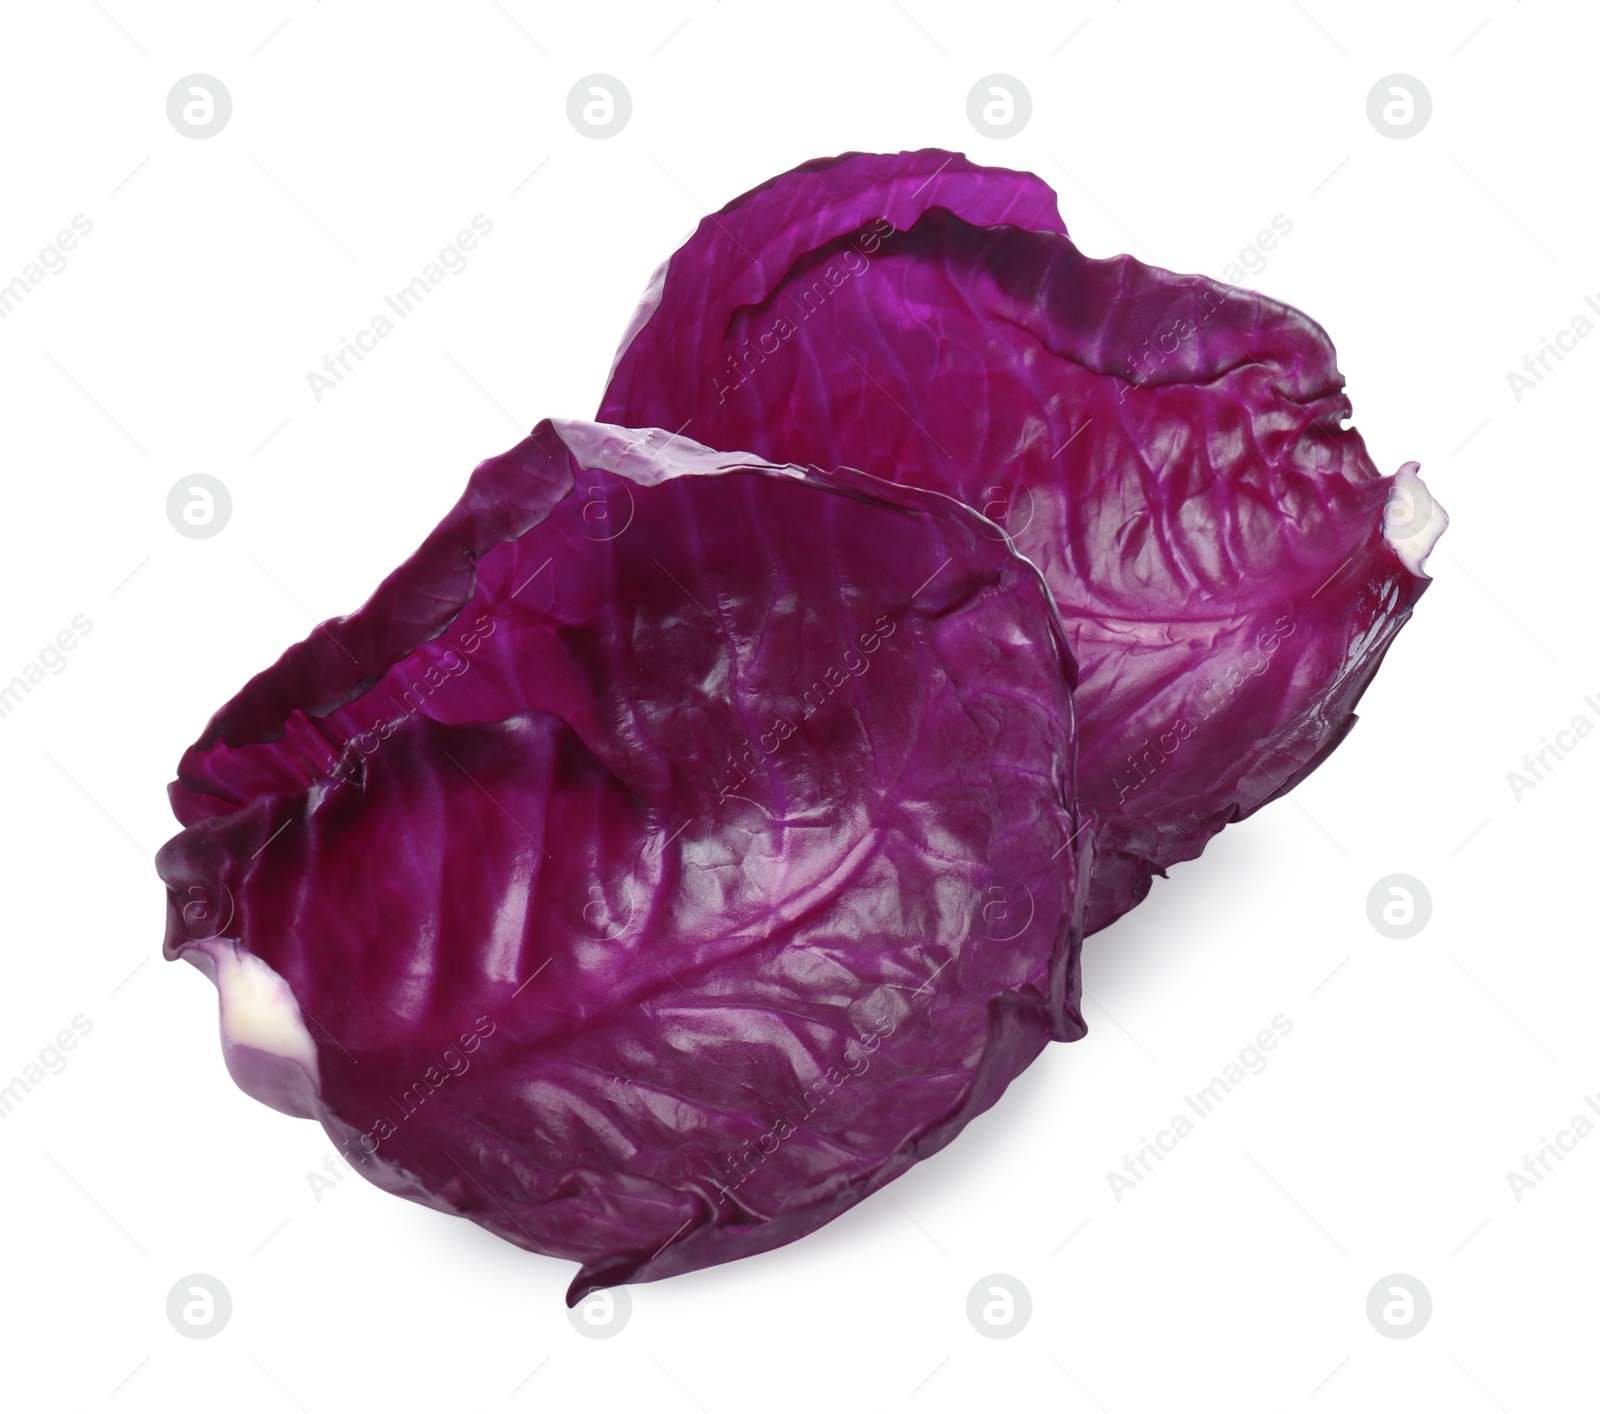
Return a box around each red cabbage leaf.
[598,149,1447,932]
[157,419,1091,1302]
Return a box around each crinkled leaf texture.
[158,419,1091,1303]
[599,148,1447,933]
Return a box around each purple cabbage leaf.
[599,148,1447,933]
[157,418,1091,1302]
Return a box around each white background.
[1,1,1592,1409]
